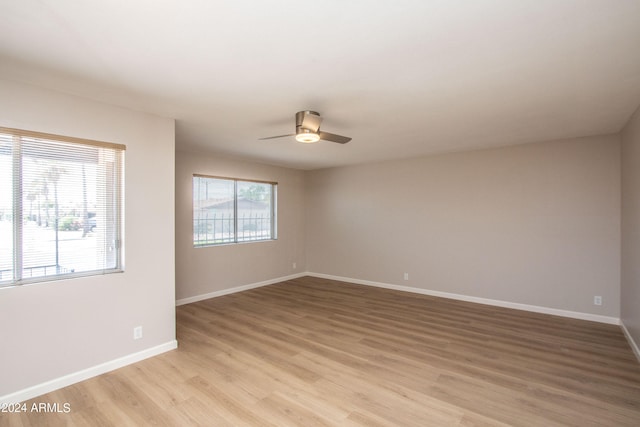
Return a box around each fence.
[0,264,75,281]
[194,213,272,246]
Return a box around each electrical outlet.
[133,326,143,340]
[292,262,297,270]
[403,272,409,281]
[594,296,602,306]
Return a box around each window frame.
[0,127,125,287]
[192,174,277,247]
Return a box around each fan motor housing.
[295,110,320,128]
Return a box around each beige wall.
[0,80,176,396]
[307,135,621,316]
[622,105,640,348]
[175,151,306,301]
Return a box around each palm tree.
[46,164,65,272]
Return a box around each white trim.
[0,340,177,405]
[176,272,307,306]
[307,272,621,325]
[621,321,640,362]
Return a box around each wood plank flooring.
[2,276,640,426]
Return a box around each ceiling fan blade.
[258,134,295,140]
[319,131,351,144]
[301,113,322,132]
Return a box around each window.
[193,175,277,246]
[0,127,125,286]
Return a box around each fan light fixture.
[295,129,320,143]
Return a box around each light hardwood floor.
[3,276,640,426]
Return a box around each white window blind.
[0,127,125,286]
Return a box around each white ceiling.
[1,0,640,170]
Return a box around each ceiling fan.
[259,111,351,144]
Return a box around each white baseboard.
[0,340,177,405]
[177,272,621,325]
[176,272,307,306]
[307,272,621,325]
[621,322,640,362]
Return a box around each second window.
[193,175,277,246]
